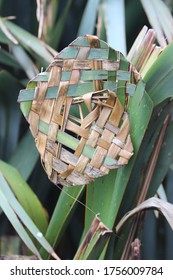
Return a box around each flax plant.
[0,0,173,260]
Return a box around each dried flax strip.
[18,35,141,186]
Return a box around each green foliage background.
[0,0,173,259]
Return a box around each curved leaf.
[1,18,54,62]
[116,197,173,233]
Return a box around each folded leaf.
[74,215,112,260]
[116,197,173,233]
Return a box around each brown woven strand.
[19,35,136,186]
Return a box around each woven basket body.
[18,35,140,186]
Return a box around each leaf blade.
[0,173,41,258]
[0,160,48,234]
[9,130,39,181]
[40,185,85,259]
[116,197,173,233]
[0,172,59,259]
[1,18,54,62]
[104,0,126,55]
[78,0,100,36]
[144,42,173,106]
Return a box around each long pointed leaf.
[0,173,59,259]
[84,80,153,241]
[11,45,39,79]
[0,174,41,258]
[78,0,100,36]
[0,160,48,234]
[40,185,85,259]
[104,0,126,55]
[1,18,54,62]
[147,120,173,198]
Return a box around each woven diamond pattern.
[18,35,140,186]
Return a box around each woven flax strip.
[18,35,140,186]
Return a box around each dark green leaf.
[0,160,48,234]
[84,80,153,239]
[40,185,85,259]
[144,42,173,106]
[9,130,39,181]
[0,173,41,258]
[1,18,54,62]
[0,173,59,259]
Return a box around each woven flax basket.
[18,35,140,187]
